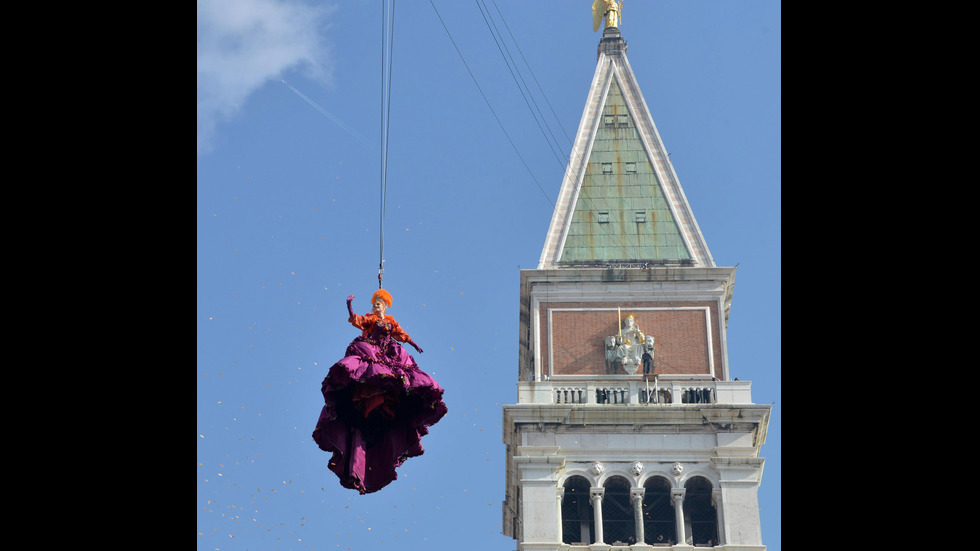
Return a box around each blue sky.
[197,1,780,550]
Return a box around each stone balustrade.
[519,379,753,406]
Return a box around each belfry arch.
[600,476,634,544]
[560,475,594,545]
[683,476,719,546]
[642,476,674,545]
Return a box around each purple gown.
[312,316,446,494]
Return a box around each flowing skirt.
[312,337,447,494]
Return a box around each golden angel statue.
[593,0,622,32]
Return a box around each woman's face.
[373,299,387,317]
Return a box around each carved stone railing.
[555,386,588,404]
[519,378,753,406]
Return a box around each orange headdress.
[372,288,393,308]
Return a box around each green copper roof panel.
[558,78,691,264]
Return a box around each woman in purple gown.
[312,289,447,494]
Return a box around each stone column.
[556,487,565,544]
[671,488,687,545]
[514,456,564,545]
[712,488,725,546]
[590,487,605,544]
[631,487,646,544]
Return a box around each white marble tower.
[501,21,771,551]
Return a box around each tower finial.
[592,0,622,32]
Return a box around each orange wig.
[372,289,393,308]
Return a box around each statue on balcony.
[603,335,620,374]
[642,335,655,374]
[604,312,653,375]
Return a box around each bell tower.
[501,24,771,551]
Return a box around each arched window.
[602,476,635,545]
[561,476,594,545]
[683,477,718,546]
[642,476,675,545]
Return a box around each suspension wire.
[429,0,552,205]
[464,0,645,262]
[490,0,572,145]
[487,0,574,149]
[474,0,568,169]
[379,0,396,289]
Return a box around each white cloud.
[197,0,337,156]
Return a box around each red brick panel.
[542,302,715,376]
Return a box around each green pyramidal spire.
[538,28,714,269]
